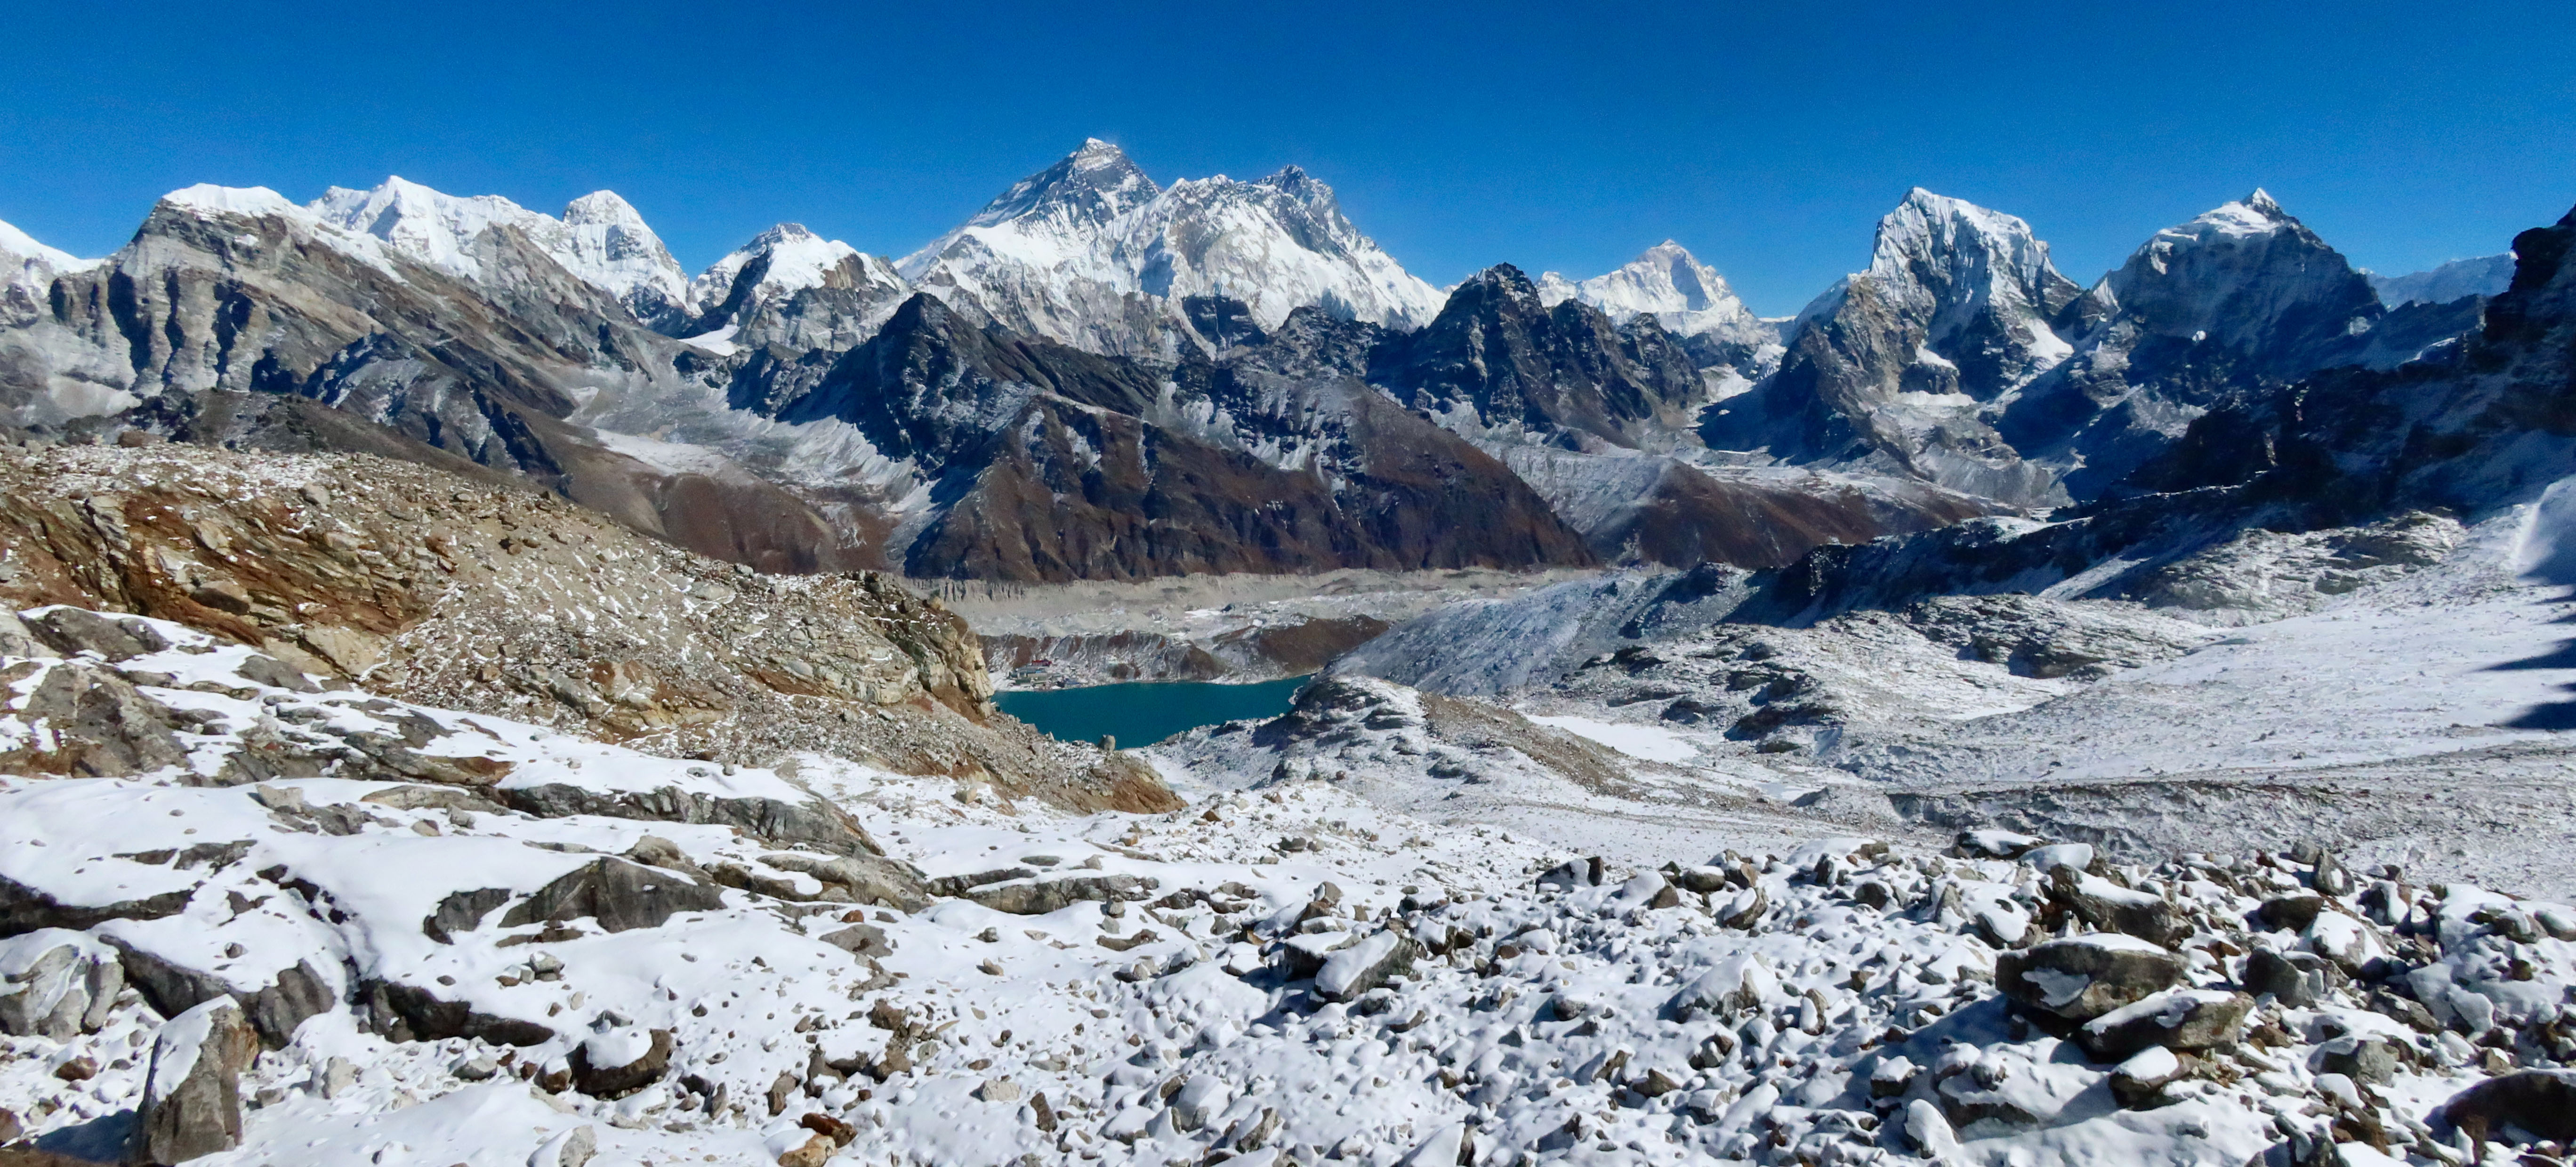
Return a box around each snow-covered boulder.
[569,1025,672,1099]
[1994,934,2186,1022]
[2106,1046,2193,1108]
[498,859,728,935]
[2077,988,2253,1060]
[0,929,121,1040]
[1669,954,1785,1022]
[2044,866,2190,946]
[1315,930,1419,1003]
[131,997,258,1165]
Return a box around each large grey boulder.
[0,929,122,1040]
[1995,935,2187,1023]
[1315,930,1419,1003]
[758,852,928,910]
[356,977,553,1046]
[104,936,333,1049]
[497,859,728,934]
[129,997,258,1165]
[2077,989,2252,1060]
[2242,947,2333,1007]
[0,868,197,937]
[966,874,1153,916]
[2310,1034,2400,1085]
[24,607,170,661]
[497,784,882,857]
[2045,867,2191,947]
[3,658,190,778]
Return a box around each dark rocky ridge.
[1733,201,2576,626]
[3,192,873,576]
[756,294,1600,581]
[1369,264,1706,450]
[12,175,2503,587]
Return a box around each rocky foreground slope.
[4,608,2574,1167]
[0,441,1167,811]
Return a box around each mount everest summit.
[0,139,2539,583]
[896,139,1444,359]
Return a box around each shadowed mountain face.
[1730,202,2576,628]
[0,179,1954,583]
[1704,189,2498,508]
[1368,264,1707,451]
[1700,191,2083,506]
[2,156,2509,586]
[1996,191,2395,498]
[0,188,873,574]
[748,294,1599,580]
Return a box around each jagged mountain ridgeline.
[0,144,2530,583]
[13,128,2576,1167]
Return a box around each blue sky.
[4,0,2569,315]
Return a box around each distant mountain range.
[0,142,2532,581]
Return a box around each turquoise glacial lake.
[993,675,1311,747]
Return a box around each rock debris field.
[5,607,2576,1166]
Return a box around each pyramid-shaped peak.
[1071,138,1134,168]
[963,140,1161,229]
[564,190,647,226]
[366,175,443,200]
[2166,190,2305,242]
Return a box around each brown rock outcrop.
[0,443,1169,811]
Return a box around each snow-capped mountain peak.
[687,223,897,313]
[897,141,1443,357]
[1560,239,1753,320]
[554,189,692,324]
[2101,189,2373,348]
[152,183,407,276]
[0,216,97,295]
[1521,241,1774,373]
[900,140,1161,280]
[164,183,308,221]
[309,176,543,278]
[2160,188,2301,245]
[677,222,911,354]
[1863,188,2080,328]
[0,217,91,274]
[308,177,689,325]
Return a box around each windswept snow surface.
[1525,716,1700,763]
[1314,491,2576,900]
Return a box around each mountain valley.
[1,143,2572,1167]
